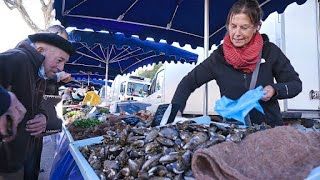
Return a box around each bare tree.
[3,0,55,32]
[136,64,163,80]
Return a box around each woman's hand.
[261,85,275,101]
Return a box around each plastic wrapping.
[306,166,320,180]
[214,86,265,125]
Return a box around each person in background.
[0,86,26,143]
[85,86,92,92]
[76,86,86,98]
[82,86,102,106]
[171,0,302,127]
[61,87,73,102]
[0,24,74,179]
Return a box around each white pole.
[203,0,209,116]
[279,13,288,111]
[87,73,90,86]
[105,61,109,100]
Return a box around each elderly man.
[0,26,74,179]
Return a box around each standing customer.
[0,25,74,179]
[171,0,302,127]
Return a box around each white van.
[110,75,151,102]
[142,61,220,116]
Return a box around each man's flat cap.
[28,33,75,55]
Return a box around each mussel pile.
[80,121,270,179]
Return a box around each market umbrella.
[55,0,307,114]
[54,0,307,49]
[65,30,198,96]
[65,74,113,94]
[66,30,198,79]
[71,75,112,87]
[66,80,103,90]
[70,73,107,81]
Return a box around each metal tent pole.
[87,73,90,86]
[105,61,109,99]
[203,0,209,116]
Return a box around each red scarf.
[223,32,263,73]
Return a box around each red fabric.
[223,32,263,73]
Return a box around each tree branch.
[16,0,42,32]
[3,0,55,32]
[39,0,46,7]
[3,0,16,10]
[40,0,54,29]
[3,0,54,32]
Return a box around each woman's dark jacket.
[0,41,47,173]
[171,35,302,127]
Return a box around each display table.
[69,137,103,180]
[49,130,83,180]
[62,125,74,142]
[49,121,320,179]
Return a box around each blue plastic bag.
[214,86,265,125]
[306,166,320,180]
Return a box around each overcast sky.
[0,1,43,52]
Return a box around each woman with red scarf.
[171,0,302,127]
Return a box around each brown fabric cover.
[192,126,320,180]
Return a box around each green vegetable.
[66,111,80,118]
[98,108,110,114]
[63,108,67,115]
[73,117,102,129]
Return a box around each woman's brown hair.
[226,0,263,28]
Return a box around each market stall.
[49,1,320,179]
[54,0,309,116]
[49,107,245,179]
[49,108,320,179]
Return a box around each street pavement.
[38,135,56,180]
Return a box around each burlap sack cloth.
[192,126,320,180]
